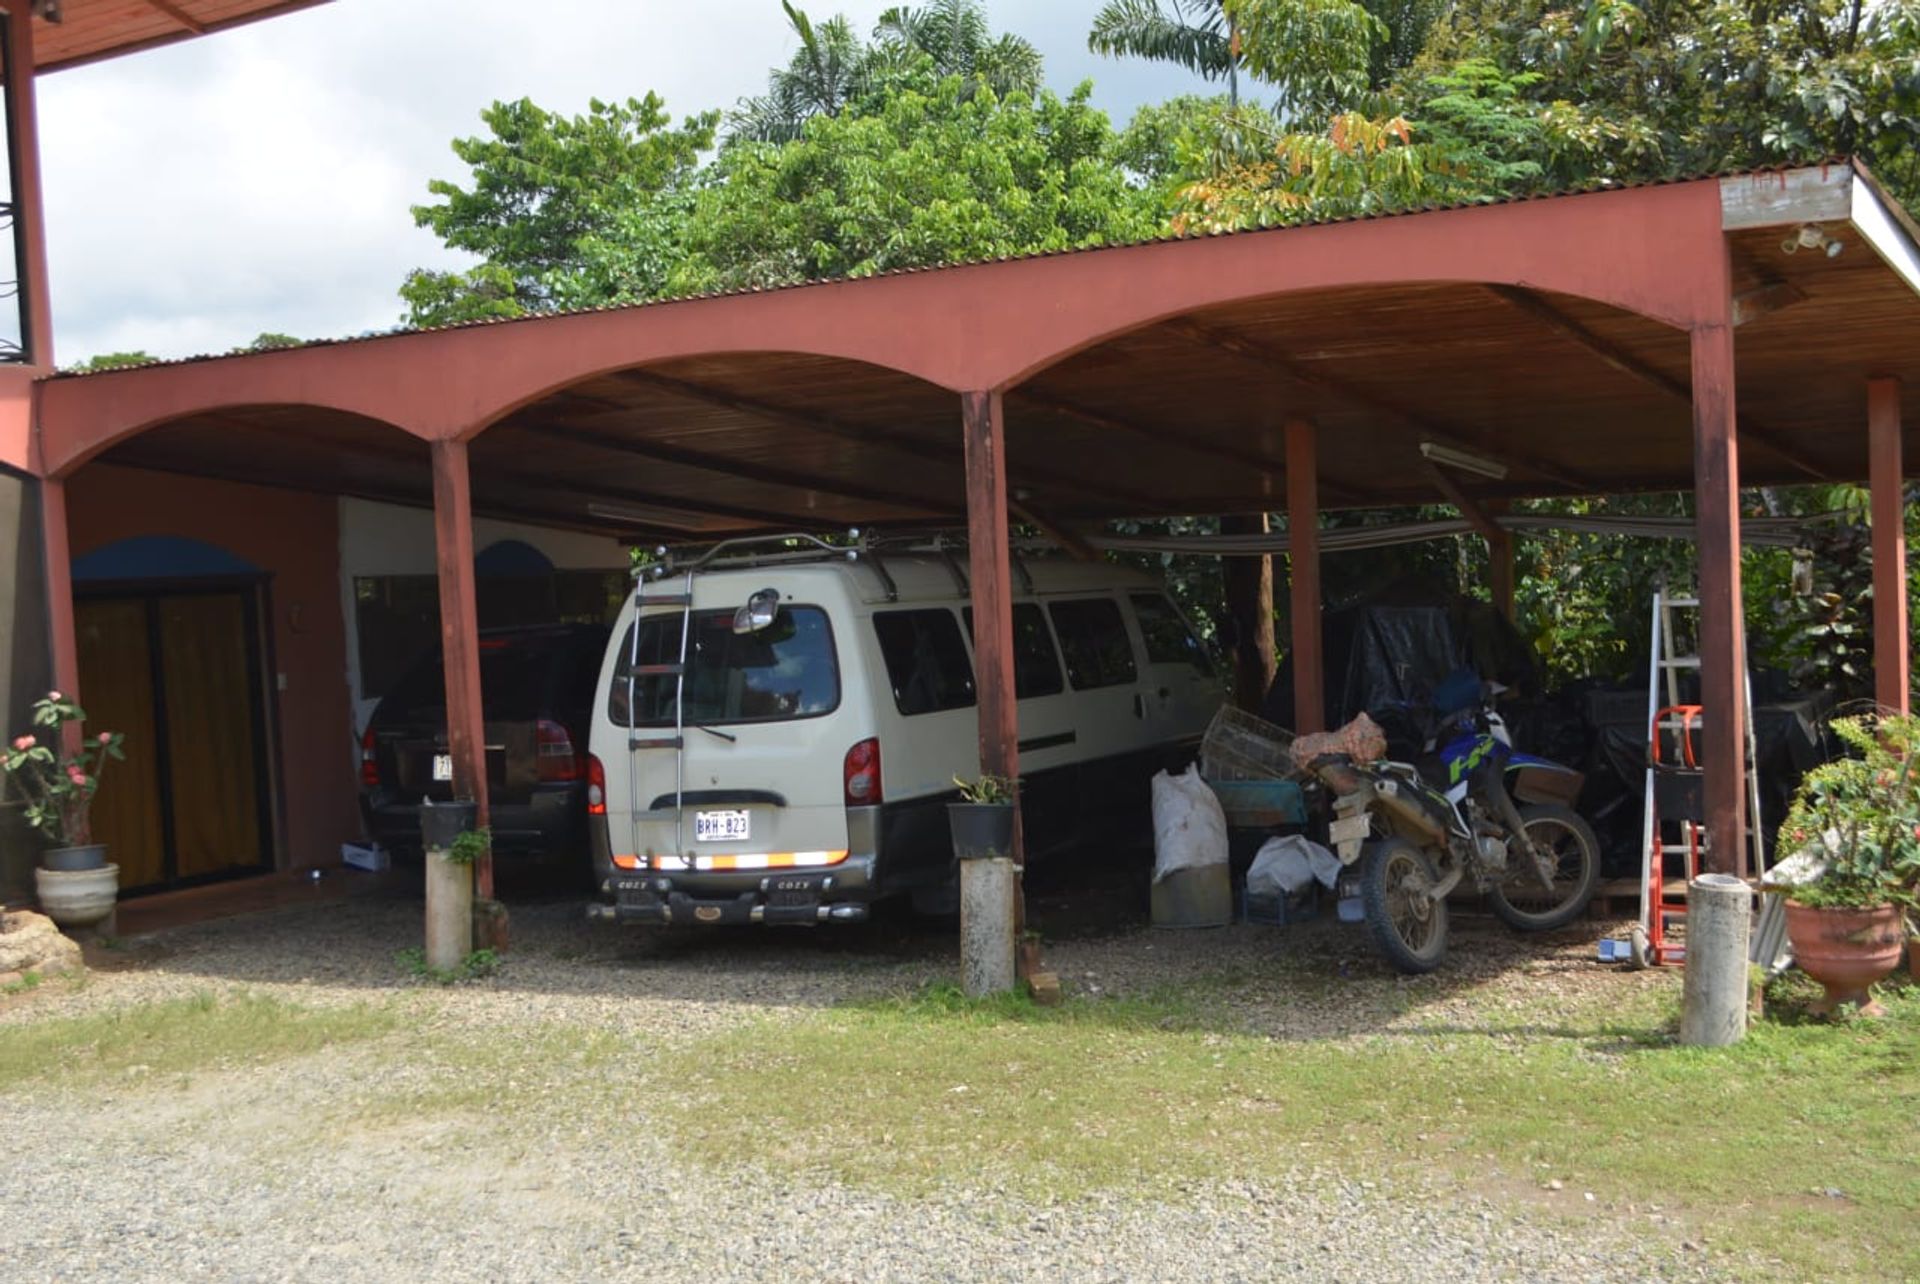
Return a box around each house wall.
[0,464,52,900]
[66,464,358,872]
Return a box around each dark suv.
[359,623,611,868]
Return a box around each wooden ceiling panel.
[32,1,330,72]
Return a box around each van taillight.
[843,738,882,807]
[360,726,380,789]
[586,754,606,815]
[537,719,584,783]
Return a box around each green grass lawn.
[654,975,1920,1281]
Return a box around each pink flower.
[11,734,32,750]
[65,765,86,786]
[96,732,111,744]
[46,690,61,701]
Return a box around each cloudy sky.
[37,0,1207,366]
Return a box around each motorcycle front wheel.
[1487,803,1600,932]
[1359,838,1449,974]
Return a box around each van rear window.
[608,606,839,726]
[873,609,975,716]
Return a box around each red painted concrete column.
[40,473,78,721]
[1690,267,1747,877]
[1868,377,1908,715]
[1286,418,1325,733]
[5,5,52,366]
[962,391,1019,839]
[430,438,493,899]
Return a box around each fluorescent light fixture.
[1419,441,1509,480]
[586,501,729,533]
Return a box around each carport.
[30,161,1920,911]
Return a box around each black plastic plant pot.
[419,798,478,853]
[948,802,1015,861]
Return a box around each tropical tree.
[681,74,1159,293]
[728,0,1042,143]
[728,3,874,143]
[874,0,1044,100]
[405,94,717,325]
[70,350,156,372]
[1089,0,1244,104]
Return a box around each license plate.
[694,809,749,842]
[431,753,454,782]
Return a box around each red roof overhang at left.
[28,0,332,73]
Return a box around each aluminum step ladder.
[1633,590,1768,966]
[626,565,696,866]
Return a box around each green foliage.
[1771,508,1877,702]
[1180,0,1920,227]
[2,693,125,848]
[397,947,501,984]
[238,332,303,352]
[405,94,717,325]
[728,0,1042,144]
[680,76,1159,293]
[1780,714,1920,909]
[951,772,1017,804]
[444,826,492,866]
[70,351,156,372]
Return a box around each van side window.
[963,604,1065,699]
[873,609,976,716]
[1047,598,1137,690]
[1131,593,1214,674]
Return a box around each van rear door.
[607,602,850,870]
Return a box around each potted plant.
[948,772,1018,861]
[2,692,125,930]
[1774,713,1920,1017]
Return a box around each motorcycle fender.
[1328,810,1372,861]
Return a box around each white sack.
[1246,834,1343,896]
[1151,765,1229,883]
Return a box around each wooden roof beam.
[1012,389,1369,507]
[1481,284,1826,481]
[141,0,209,33]
[1425,463,1505,542]
[1009,498,1098,561]
[509,415,961,518]
[613,368,1167,514]
[1160,317,1602,493]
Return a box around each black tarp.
[1264,579,1537,735]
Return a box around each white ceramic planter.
[35,862,119,930]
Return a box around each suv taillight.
[537,719,584,783]
[586,754,606,815]
[843,738,882,807]
[360,725,380,789]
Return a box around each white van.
[585,543,1222,926]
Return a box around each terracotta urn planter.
[1783,901,1905,1017]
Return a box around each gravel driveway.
[1,889,1718,1283]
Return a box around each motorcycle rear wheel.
[1359,838,1449,974]
[1487,803,1600,932]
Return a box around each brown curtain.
[74,599,166,886]
[158,594,263,879]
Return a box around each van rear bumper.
[590,806,880,927]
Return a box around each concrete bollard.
[1680,872,1753,1047]
[424,850,474,972]
[420,799,477,973]
[960,856,1017,996]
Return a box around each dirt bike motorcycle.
[1303,691,1600,974]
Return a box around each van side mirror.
[732,587,781,635]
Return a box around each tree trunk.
[1221,513,1276,711]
